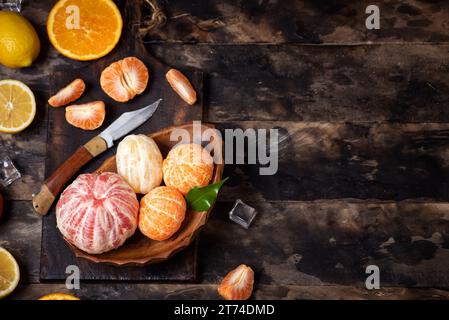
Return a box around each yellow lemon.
[0,247,20,299]
[0,80,36,134]
[38,293,80,300]
[0,11,40,68]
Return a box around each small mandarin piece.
[101,57,149,102]
[48,79,86,107]
[163,143,214,195]
[65,101,105,131]
[166,69,197,105]
[56,172,139,254]
[116,135,163,194]
[218,264,254,300]
[38,293,80,300]
[139,186,186,241]
[47,0,122,61]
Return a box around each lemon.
[0,80,36,133]
[0,247,20,299]
[38,293,80,300]
[0,11,40,68]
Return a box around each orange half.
[47,0,123,61]
[38,293,80,300]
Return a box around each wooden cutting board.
[40,0,203,281]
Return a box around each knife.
[32,99,162,216]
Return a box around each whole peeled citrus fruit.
[0,12,40,68]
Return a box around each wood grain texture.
[8,284,449,300]
[0,201,41,283]
[149,44,449,122]
[214,122,449,201]
[143,0,449,44]
[200,201,449,289]
[4,200,449,290]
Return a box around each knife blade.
[99,98,162,148]
[32,99,162,216]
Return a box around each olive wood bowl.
[65,122,224,266]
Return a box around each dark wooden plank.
[213,122,449,201]
[200,201,449,289]
[148,43,449,122]
[8,284,449,300]
[0,201,41,283]
[0,132,46,201]
[144,0,449,44]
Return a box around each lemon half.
[0,247,20,299]
[0,80,36,133]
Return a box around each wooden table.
[1,0,449,300]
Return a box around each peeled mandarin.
[116,135,163,194]
[139,186,186,241]
[163,143,214,195]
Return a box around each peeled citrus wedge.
[47,0,123,61]
[38,293,80,300]
[0,247,20,299]
[0,80,36,134]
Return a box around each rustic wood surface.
[1,0,449,299]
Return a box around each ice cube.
[229,199,257,229]
[0,155,21,187]
[0,0,23,12]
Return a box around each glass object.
[0,155,21,187]
[229,199,257,229]
[0,0,23,12]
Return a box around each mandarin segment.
[218,264,254,300]
[138,186,187,241]
[48,78,85,107]
[163,143,214,195]
[100,57,149,102]
[166,69,197,105]
[65,101,105,131]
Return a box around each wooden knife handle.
[33,136,108,216]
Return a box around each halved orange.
[38,293,80,300]
[47,0,123,61]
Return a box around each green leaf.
[186,177,229,211]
